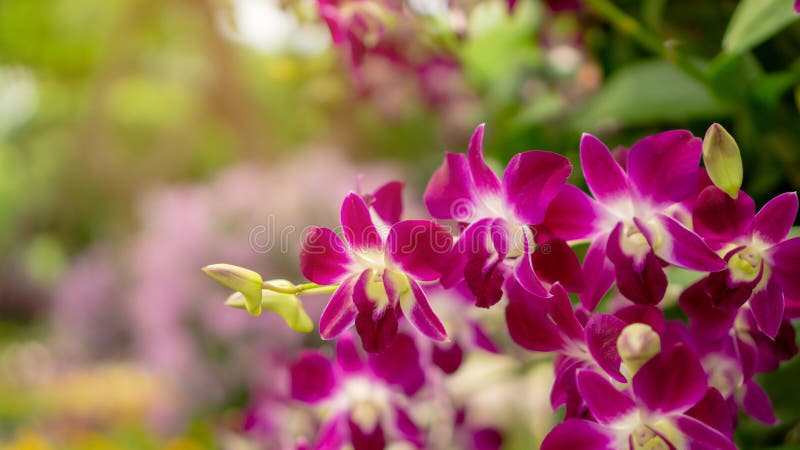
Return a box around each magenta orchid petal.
[585,314,627,382]
[542,184,606,241]
[742,380,777,425]
[348,418,386,450]
[673,415,737,450]
[749,280,784,338]
[692,186,755,247]
[387,220,453,281]
[432,341,464,374]
[766,237,800,300]
[753,192,798,245]
[371,181,404,225]
[368,333,426,395]
[423,152,476,221]
[355,305,399,354]
[532,237,585,293]
[505,281,564,352]
[796,0,799,13]
[335,334,365,373]
[319,275,359,339]
[341,192,383,250]
[633,344,707,415]
[627,130,702,204]
[400,277,448,341]
[300,226,354,285]
[393,404,424,447]
[501,150,572,225]
[576,369,637,425]
[579,133,630,204]
[513,230,549,297]
[467,123,502,196]
[541,419,618,450]
[651,213,726,272]
[579,233,615,311]
[685,388,735,439]
[290,351,337,403]
[315,414,347,450]
[679,280,738,341]
[607,223,667,305]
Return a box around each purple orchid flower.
[543,131,726,310]
[795,0,799,13]
[301,183,453,352]
[290,333,428,449]
[423,124,580,307]
[541,344,736,450]
[691,186,800,338]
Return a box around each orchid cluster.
[206,122,799,449]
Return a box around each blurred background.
[0,0,798,448]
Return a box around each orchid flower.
[424,124,579,307]
[289,333,428,449]
[543,131,726,310]
[301,183,453,352]
[691,186,800,337]
[541,344,736,450]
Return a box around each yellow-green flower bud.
[225,280,314,333]
[202,263,263,316]
[703,123,743,199]
[617,323,661,378]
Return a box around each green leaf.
[722,0,799,55]
[571,60,728,131]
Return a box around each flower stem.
[262,281,339,296]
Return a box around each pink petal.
[541,419,618,450]
[767,237,800,300]
[754,192,798,245]
[627,130,702,205]
[467,123,502,196]
[651,213,726,272]
[685,388,735,439]
[505,281,564,352]
[542,184,607,241]
[424,152,477,221]
[749,280,784,339]
[387,220,454,281]
[579,133,630,204]
[674,415,737,450]
[501,150,572,225]
[678,280,738,341]
[585,314,627,382]
[341,192,383,250]
[741,380,776,425]
[319,275,358,339]
[633,344,707,415]
[692,186,754,247]
[300,226,354,284]
[512,229,549,297]
[355,305,399,354]
[606,223,668,305]
[579,233,615,311]
[369,333,426,395]
[432,341,464,374]
[371,180,404,225]
[399,278,448,341]
[532,237,585,293]
[290,351,337,403]
[576,369,637,425]
[335,334,364,373]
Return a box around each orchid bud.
[703,123,743,199]
[616,323,661,377]
[202,263,263,316]
[225,280,314,333]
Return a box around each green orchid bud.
[703,123,743,199]
[202,263,263,316]
[617,323,661,378]
[225,280,314,333]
